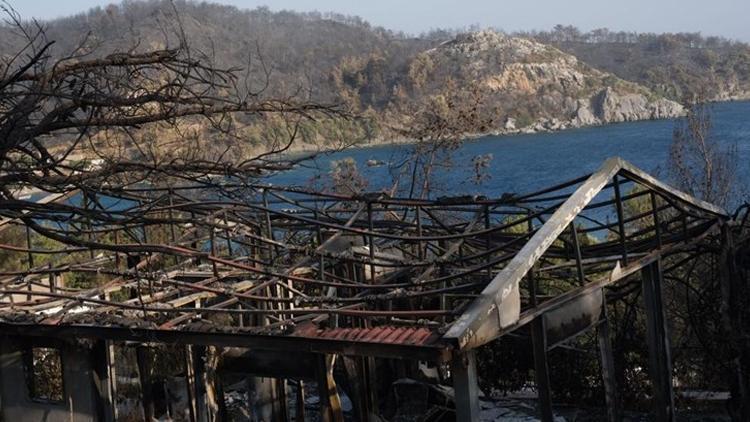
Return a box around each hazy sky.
[10,0,750,42]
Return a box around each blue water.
[269,101,750,203]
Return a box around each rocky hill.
[420,31,684,133]
[329,29,684,140]
[0,1,705,149]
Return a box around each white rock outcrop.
[425,30,685,134]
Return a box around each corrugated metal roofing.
[291,321,442,347]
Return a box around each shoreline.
[279,97,750,159]
[278,114,676,158]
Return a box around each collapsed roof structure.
[0,157,732,421]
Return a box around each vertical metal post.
[570,223,585,285]
[529,269,554,422]
[437,237,448,321]
[185,345,201,422]
[139,217,154,297]
[208,216,219,278]
[484,204,492,277]
[136,346,154,421]
[295,380,306,422]
[342,355,373,421]
[261,190,280,324]
[85,192,95,259]
[452,350,480,421]
[91,340,116,422]
[25,225,33,301]
[223,210,233,256]
[526,206,554,420]
[416,206,424,260]
[367,202,376,283]
[597,307,621,422]
[314,209,325,281]
[262,188,277,260]
[168,190,178,266]
[612,175,628,265]
[25,225,34,269]
[365,356,378,417]
[277,379,290,422]
[114,230,121,270]
[190,211,200,263]
[641,259,675,422]
[141,209,154,288]
[107,341,119,420]
[48,263,57,293]
[650,191,663,249]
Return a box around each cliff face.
[420,31,684,133]
[591,87,684,123]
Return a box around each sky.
[9,0,750,42]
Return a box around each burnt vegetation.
[5,0,750,150]
[523,25,750,101]
[0,1,749,421]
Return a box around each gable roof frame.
[443,156,728,350]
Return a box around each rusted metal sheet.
[291,322,441,347]
[0,322,451,361]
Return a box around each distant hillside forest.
[521,25,750,101]
[2,0,749,151]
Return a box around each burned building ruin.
[0,157,740,421]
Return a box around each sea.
[268,101,750,208]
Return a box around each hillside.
[523,26,750,101]
[374,31,683,135]
[0,0,430,103]
[6,1,739,151]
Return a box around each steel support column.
[452,350,480,421]
[136,345,155,421]
[597,312,621,422]
[641,259,675,422]
[531,318,554,422]
[91,340,116,422]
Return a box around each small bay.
[269,101,750,202]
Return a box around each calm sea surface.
[270,101,750,204]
